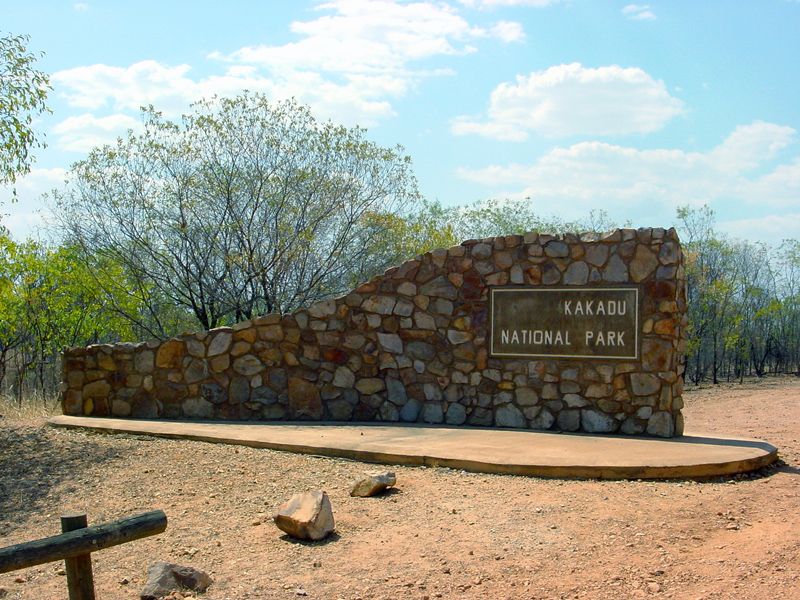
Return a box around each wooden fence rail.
[0,510,167,600]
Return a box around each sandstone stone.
[269,368,288,390]
[377,332,403,354]
[407,341,436,360]
[111,398,131,417]
[397,281,417,295]
[585,245,609,267]
[288,377,323,419]
[308,299,337,318]
[515,387,538,406]
[630,373,660,396]
[646,411,674,437]
[379,401,399,421]
[273,490,335,541]
[97,353,116,371]
[229,376,251,404]
[471,243,492,259]
[156,341,185,369]
[630,244,659,282]
[544,240,569,257]
[83,379,110,398]
[420,275,458,300]
[233,354,263,376]
[260,324,284,342]
[556,409,580,431]
[140,561,213,600]
[400,398,421,422]
[356,378,384,394]
[559,381,581,394]
[642,338,672,372]
[542,263,561,284]
[387,378,408,405]
[485,272,508,286]
[495,403,525,428]
[351,472,397,497]
[394,299,415,317]
[529,407,555,430]
[674,411,685,436]
[431,298,454,315]
[563,393,588,408]
[531,384,552,401]
[585,383,611,398]
[464,406,489,426]
[207,331,232,356]
[447,330,472,345]
[333,366,355,388]
[252,386,278,404]
[328,399,354,420]
[499,262,521,283]
[659,241,679,265]
[563,261,589,285]
[182,397,214,418]
[414,312,437,330]
[581,408,618,433]
[421,402,444,423]
[362,295,396,314]
[620,417,645,435]
[131,396,160,418]
[602,254,628,282]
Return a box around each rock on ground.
[350,471,397,497]
[273,490,335,541]
[139,561,212,600]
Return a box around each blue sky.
[3,0,799,243]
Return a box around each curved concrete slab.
[47,416,778,480]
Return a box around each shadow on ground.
[0,421,125,535]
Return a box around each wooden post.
[60,513,95,600]
[0,510,167,574]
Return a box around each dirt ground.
[1,378,798,600]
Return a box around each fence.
[0,510,167,600]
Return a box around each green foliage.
[0,231,140,395]
[0,33,51,195]
[677,204,800,381]
[55,93,420,335]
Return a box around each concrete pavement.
[48,416,778,480]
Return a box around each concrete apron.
[48,416,778,480]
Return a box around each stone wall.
[62,228,687,437]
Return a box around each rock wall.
[62,228,687,437]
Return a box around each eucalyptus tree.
[55,94,419,336]
[0,33,51,196]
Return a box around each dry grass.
[0,391,60,421]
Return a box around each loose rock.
[139,561,212,600]
[273,490,335,541]
[350,471,397,497]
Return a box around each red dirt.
[1,378,798,599]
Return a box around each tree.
[0,233,139,399]
[55,94,419,336]
[0,33,51,194]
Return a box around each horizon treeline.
[1,95,798,400]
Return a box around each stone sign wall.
[62,228,687,437]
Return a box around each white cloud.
[452,63,684,139]
[487,21,526,43]
[622,4,656,21]
[53,61,197,113]
[73,2,89,11]
[52,113,142,152]
[456,121,800,240]
[718,213,800,243]
[53,1,522,128]
[460,0,559,8]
